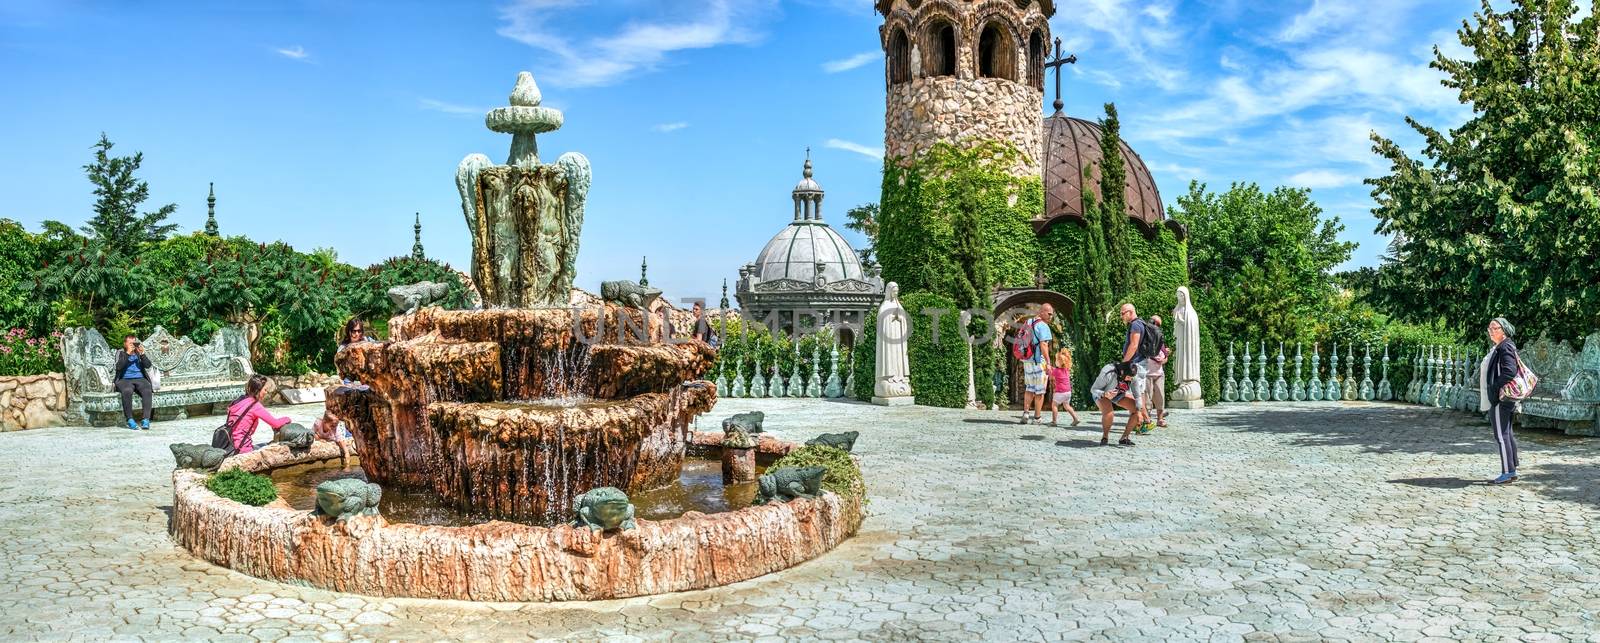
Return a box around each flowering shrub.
[0,328,64,376]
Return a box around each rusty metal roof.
[1040,113,1168,235]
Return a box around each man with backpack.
[1116,303,1160,430]
[1013,303,1055,424]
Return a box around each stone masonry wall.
[885,77,1043,178]
[0,373,68,431]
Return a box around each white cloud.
[825,138,883,160]
[1050,0,1187,90]
[274,45,311,62]
[418,98,484,115]
[1286,169,1361,189]
[653,122,689,133]
[1146,161,1205,181]
[496,0,776,87]
[822,51,877,73]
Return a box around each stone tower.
[877,0,1054,178]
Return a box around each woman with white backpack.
[1480,317,1534,485]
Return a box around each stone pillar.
[722,446,757,484]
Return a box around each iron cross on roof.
[1044,37,1078,114]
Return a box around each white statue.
[1170,286,1204,408]
[873,282,915,405]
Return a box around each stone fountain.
[170,72,861,602]
[327,72,715,524]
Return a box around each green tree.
[1095,103,1136,295]
[1173,181,1355,346]
[1367,0,1600,341]
[78,133,178,255]
[0,219,47,332]
[843,202,879,268]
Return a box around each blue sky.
[0,0,1482,304]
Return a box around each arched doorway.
[888,27,911,85]
[977,22,1018,81]
[993,289,1075,407]
[924,21,957,77]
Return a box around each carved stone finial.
[485,71,564,166]
[205,182,219,237]
[509,71,542,106]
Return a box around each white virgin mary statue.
[873,282,915,405]
[1170,286,1204,408]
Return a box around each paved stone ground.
[2,399,1599,641]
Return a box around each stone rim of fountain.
[170,431,863,602]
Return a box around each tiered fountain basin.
[327,306,718,523]
[169,435,863,601]
[169,305,863,601]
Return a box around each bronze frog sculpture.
[805,431,859,453]
[753,466,827,505]
[170,443,228,471]
[387,281,451,315]
[599,280,662,310]
[722,410,765,434]
[572,487,637,531]
[311,478,382,521]
[273,423,315,450]
[723,425,758,449]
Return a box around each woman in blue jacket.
[113,335,154,430]
[1478,317,1522,484]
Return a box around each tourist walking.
[1016,304,1055,424]
[114,335,154,430]
[1480,317,1524,484]
[1117,303,1155,429]
[1048,348,1081,427]
[1091,361,1141,446]
[225,374,293,455]
[1143,315,1170,430]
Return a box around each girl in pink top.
[1049,349,1081,426]
[226,374,292,454]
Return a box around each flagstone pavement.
[2,398,1598,641]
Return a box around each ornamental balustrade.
[1215,331,1598,437]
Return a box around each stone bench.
[1514,333,1600,437]
[63,326,255,426]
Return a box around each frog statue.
[805,431,859,453]
[753,466,827,505]
[310,478,383,521]
[273,423,315,450]
[387,281,452,316]
[723,425,758,449]
[170,443,228,471]
[599,279,662,310]
[572,487,637,532]
[721,410,765,434]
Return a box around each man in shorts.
[1019,304,1055,424]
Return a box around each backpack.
[1137,319,1165,361]
[211,399,260,456]
[1012,318,1040,362]
[1499,357,1539,401]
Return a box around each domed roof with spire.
[735,154,883,322]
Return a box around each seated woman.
[226,374,293,455]
[337,317,375,386]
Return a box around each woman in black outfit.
[1478,317,1522,484]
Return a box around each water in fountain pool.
[272,458,761,526]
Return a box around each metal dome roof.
[751,221,866,284]
[1042,114,1166,229]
